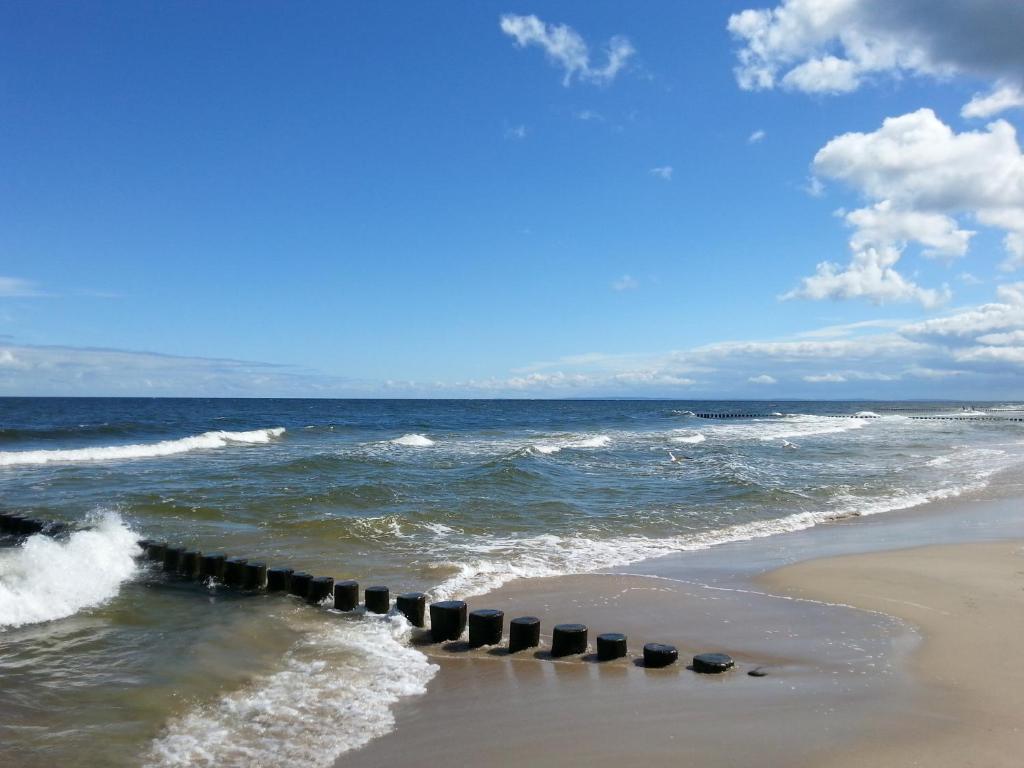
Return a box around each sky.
[2,0,1024,399]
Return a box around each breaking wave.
[0,428,285,467]
[146,614,437,768]
[390,433,435,447]
[0,511,139,628]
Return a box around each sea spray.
[0,511,139,628]
[0,428,286,466]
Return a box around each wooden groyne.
[0,511,736,673]
[690,412,1024,422]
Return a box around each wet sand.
[340,492,1024,767]
[764,540,1024,767]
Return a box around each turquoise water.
[1,398,1022,765]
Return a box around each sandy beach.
[765,540,1024,767]
[342,494,1024,768]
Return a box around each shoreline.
[764,540,1024,767]
[340,487,1024,767]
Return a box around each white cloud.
[962,83,1024,119]
[748,374,777,384]
[728,0,1024,96]
[0,276,45,298]
[649,165,673,180]
[958,272,982,285]
[803,372,847,383]
[504,124,527,140]
[575,109,604,121]
[500,14,634,86]
[783,244,951,307]
[787,108,1024,305]
[748,129,766,143]
[611,274,639,291]
[804,176,825,197]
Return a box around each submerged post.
[180,550,202,579]
[643,643,678,668]
[334,580,359,611]
[163,546,185,574]
[224,557,248,587]
[147,541,168,563]
[243,561,267,590]
[692,652,734,673]
[200,553,227,581]
[396,592,426,626]
[468,609,504,647]
[508,616,541,653]
[364,586,390,614]
[289,571,313,599]
[551,624,588,657]
[429,600,467,642]
[266,567,293,592]
[307,575,334,604]
[596,632,628,661]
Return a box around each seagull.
[781,440,799,450]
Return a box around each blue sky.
[2,1,1024,398]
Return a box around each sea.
[1,397,1023,767]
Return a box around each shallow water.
[1,398,1022,766]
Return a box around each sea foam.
[390,433,435,447]
[671,432,706,444]
[0,511,139,628]
[0,428,285,467]
[146,614,437,768]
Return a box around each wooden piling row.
[3,518,740,674]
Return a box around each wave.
[0,422,149,443]
[530,434,611,454]
[428,472,1000,602]
[146,614,437,768]
[390,433,435,447]
[0,511,139,628]
[701,414,869,443]
[0,428,285,467]
[855,411,880,418]
[671,432,706,444]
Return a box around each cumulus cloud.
[804,372,846,383]
[962,83,1024,119]
[783,244,951,307]
[500,14,634,86]
[787,109,1024,304]
[748,374,777,384]
[649,165,673,180]
[748,129,766,143]
[728,0,1024,97]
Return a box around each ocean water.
[1,397,1023,766]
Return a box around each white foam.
[855,411,880,418]
[0,428,285,467]
[531,434,611,454]
[390,433,435,447]
[700,414,869,443]
[0,511,139,628]
[671,432,706,444]
[146,614,437,768]
[429,472,1003,602]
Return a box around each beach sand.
[341,495,1024,767]
[764,540,1024,767]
